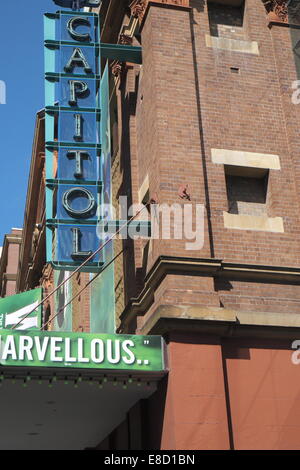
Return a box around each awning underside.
[0,367,162,450]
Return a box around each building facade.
[0,228,22,297]
[91,0,300,450]
[3,0,300,450]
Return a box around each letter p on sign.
[0,81,6,104]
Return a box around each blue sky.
[0,0,57,244]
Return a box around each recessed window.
[225,165,269,217]
[208,0,246,39]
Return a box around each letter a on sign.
[64,48,92,74]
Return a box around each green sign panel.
[0,289,42,331]
[0,330,166,372]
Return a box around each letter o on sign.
[63,187,96,219]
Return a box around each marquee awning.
[0,330,167,450]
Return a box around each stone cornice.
[3,273,17,282]
[130,0,147,22]
[110,0,190,80]
[263,0,300,26]
[262,0,288,23]
[119,33,133,45]
[139,305,300,339]
[129,0,190,24]
[109,10,139,81]
[118,256,300,332]
[4,236,22,245]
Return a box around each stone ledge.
[223,212,284,233]
[139,304,300,338]
[268,21,300,28]
[212,149,281,170]
[205,34,259,55]
[118,256,300,333]
[3,274,17,281]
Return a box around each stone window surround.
[205,34,259,54]
[211,149,284,233]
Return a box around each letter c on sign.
[67,17,91,42]
[63,187,96,219]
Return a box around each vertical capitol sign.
[44,5,110,272]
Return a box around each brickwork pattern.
[117,0,300,326]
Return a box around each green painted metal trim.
[45,11,99,20]
[45,72,101,80]
[47,221,99,226]
[46,226,53,263]
[58,10,99,18]
[51,262,104,273]
[45,141,102,149]
[46,220,100,227]
[45,39,100,48]
[45,12,60,20]
[45,105,101,114]
[44,41,60,50]
[101,43,142,64]
[46,178,103,186]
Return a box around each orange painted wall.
[146,335,300,450]
[97,335,300,450]
[224,339,300,450]
[149,333,230,450]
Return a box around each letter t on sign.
[67,150,89,178]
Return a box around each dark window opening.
[208,0,246,39]
[225,165,269,216]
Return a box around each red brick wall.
[6,243,20,275]
[269,21,300,243]
[96,1,300,450]
[133,0,300,267]
[136,4,212,264]
[0,231,22,297]
[114,0,300,324]
[193,0,300,265]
